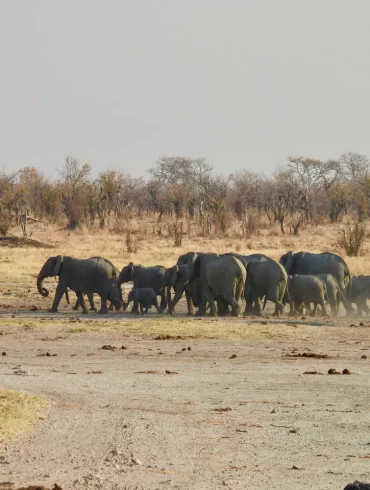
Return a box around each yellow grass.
[1,220,370,278]
[0,389,48,441]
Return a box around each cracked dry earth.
[1,312,370,489]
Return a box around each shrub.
[125,230,140,253]
[0,210,13,236]
[338,222,368,256]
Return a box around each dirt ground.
[1,299,370,489]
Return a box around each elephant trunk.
[37,274,49,297]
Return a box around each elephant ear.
[166,265,179,285]
[192,256,203,279]
[186,253,198,280]
[282,251,294,273]
[54,255,64,278]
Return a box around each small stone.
[2,352,6,356]
[343,369,351,375]
[362,355,367,359]
[132,458,142,465]
[187,347,191,351]
[229,354,237,359]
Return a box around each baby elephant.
[288,274,328,317]
[124,288,160,316]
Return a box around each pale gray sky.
[1,0,370,177]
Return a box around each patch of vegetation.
[0,389,47,441]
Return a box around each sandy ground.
[1,301,370,489]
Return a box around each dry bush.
[0,210,13,236]
[111,220,126,235]
[125,230,140,254]
[338,222,368,257]
[169,221,183,247]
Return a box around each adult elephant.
[185,253,245,317]
[244,259,288,316]
[37,256,122,314]
[174,252,218,313]
[279,251,353,313]
[69,257,121,312]
[117,263,175,312]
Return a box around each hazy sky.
[1,1,370,178]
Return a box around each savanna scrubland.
[1,154,370,489]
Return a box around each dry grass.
[0,389,47,441]
[1,217,370,287]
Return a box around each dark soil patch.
[0,236,54,249]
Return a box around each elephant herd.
[35,251,370,317]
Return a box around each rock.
[362,355,368,359]
[344,483,370,490]
[2,352,6,356]
[131,458,143,465]
[343,369,351,375]
[188,347,191,351]
[229,354,237,359]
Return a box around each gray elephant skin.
[315,273,346,316]
[280,251,352,313]
[175,252,218,313]
[350,276,370,315]
[244,259,287,316]
[185,253,245,317]
[288,274,328,317]
[117,262,176,311]
[37,256,122,314]
[68,256,121,312]
[165,264,194,315]
[123,288,160,315]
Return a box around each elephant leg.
[159,290,167,311]
[50,283,66,313]
[131,300,140,315]
[185,290,194,316]
[72,296,80,311]
[254,297,262,316]
[139,303,144,316]
[76,291,88,314]
[87,293,97,311]
[197,286,214,316]
[310,303,318,317]
[166,286,173,313]
[169,286,183,314]
[289,299,296,316]
[320,300,328,316]
[229,298,241,317]
[98,296,108,315]
[329,299,338,316]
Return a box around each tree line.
[0,152,369,237]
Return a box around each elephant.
[67,257,121,312]
[174,252,218,313]
[117,262,176,313]
[185,253,245,317]
[165,264,194,315]
[279,251,353,314]
[288,274,328,317]
[37,256,122,314]
[244,259,287,316]
[315,273,346,316]
[123,288,160,316]
[350,276,370,315]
